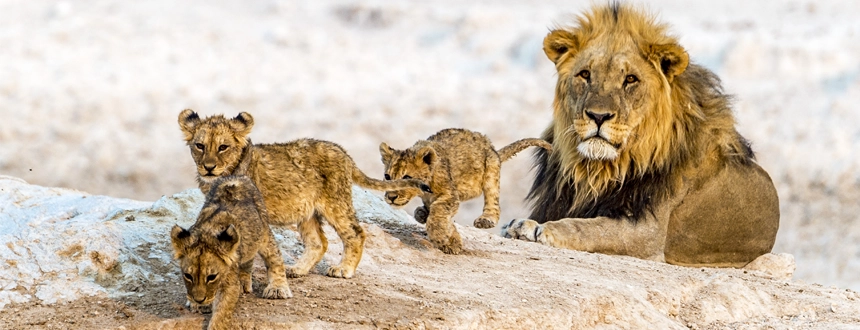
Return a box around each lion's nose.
[586,111,615,127]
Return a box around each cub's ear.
[170,225,192,259]
[229,112,255,138]
[543,29,579,65]
[417,146,437,166]
[178,109,202,141]
[379,142,394,164]
[646,43,689,83]
[216,225,240,263]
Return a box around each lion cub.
[170,175,292,330]
[379,128,551,254]
[178,109,430,279]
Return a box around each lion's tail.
[497,138,552,162]
[351,168,432,194]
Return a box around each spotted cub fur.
[170,175,291,330]
[379,128,551,254]
[178,109,430,279]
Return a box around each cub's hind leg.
[238,259,253,294]
[474,155,502,229]
[287,215,327,277]
[258,231,292,299]
[319,199,366,278]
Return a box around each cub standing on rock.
[379,128,551,254]
[170,175,292,330]
[178,109,430,279]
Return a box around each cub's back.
[193,176,269,253]
[427,129,495,184]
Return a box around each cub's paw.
[240,273,252,293]
[414,206,429,224]
[473,217,498,229]
[285,266,309,278]
[501,219,543,242]
[433,230,463,255]
[262,283,293,299]
[186,300,212,314]
[325,265,355,279]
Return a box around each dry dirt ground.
[1,219,858,329]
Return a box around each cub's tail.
[497,138,552,162]
[351,169,432,194]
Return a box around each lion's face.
[544,20,689,163]
[177,109,254,182]
[378,142,435,207]
[170,225,240,307]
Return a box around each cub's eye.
[625,74,639,84]
[384,174,391,180]
[218,145,228,151]
[195,143,204,150]
[402,175,412,180]
[576,70,590,80]
[183,273,193,281]
[206,274,217,282]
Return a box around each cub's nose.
[586,111,615,127]
[195,297,206,304]
[387,195,398,203]
[203,165,215,172]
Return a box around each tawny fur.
[503,3,780,268]
[170,175,292,330]
[380,128,550,254]
[178,110,429,279]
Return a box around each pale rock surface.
[1,175,859,329]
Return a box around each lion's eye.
[206,274,217,282]
[195,143,204,150]
[183,273,193,281]
[403,175,412,180]
[218,145,228,151]
[384,174,391,180]
[625,74,639,84]
[576,70,590,80]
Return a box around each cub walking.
[379,128,551,254]
[170,175,291,330]
[178,109,430,279]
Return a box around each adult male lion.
[503,3,779,267]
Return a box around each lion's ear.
[170,225,192,259]
[216,225,240,264]
[543,29,579,64]
[229,112,255,138]
[379,142,394,164]
[417,146,437,166]
[178,109,201,141]
[647,43,689,83]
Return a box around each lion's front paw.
[186,300,212,314]
[433,230,463,255]
[325,265,355,279]
[262,282,293,299]
[473,216,497,229]
[501,219,544,242]
[414,206,429,224]
[240,273,252,294]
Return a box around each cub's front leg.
[425,198,463,255]
[413,205,429,224]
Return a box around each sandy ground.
[1,0,859,306]
[1,176,859,329]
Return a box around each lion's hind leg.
[474,155,502,229]
[319,200,366,279]
[287,215,328,277]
